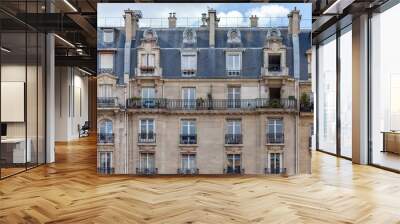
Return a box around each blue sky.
[98,3,311,28]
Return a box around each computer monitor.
[1,123,7,137]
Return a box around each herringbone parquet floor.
[1,136,400,224]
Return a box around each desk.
[382,131,400,154]
[1,138,31,164]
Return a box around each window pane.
[100,54,113,69]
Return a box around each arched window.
[98,119,113,143]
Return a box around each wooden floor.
[1,136,400,224]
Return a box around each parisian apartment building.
[96,8,313,176]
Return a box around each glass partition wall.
[0,2,46,179]
[370,3,400,171]
[316,25,352,159]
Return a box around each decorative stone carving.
[143,28,157,41]
[183,28,196,44]
[227,28,241,44]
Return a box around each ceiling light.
[54,34,75,48]
[1,47,11,53]
[63,0,78,12]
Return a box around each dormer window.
[99,53,114,73]
[226,52,241,76]
[181,53,197,76]
[103,30,114,43]
[140,53,155,73]
[268,54,281,72]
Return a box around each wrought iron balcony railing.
[300,102,314,112]
[224,168,245,174]
[265,168,286,175]
[225,134,243,144]
[136,167,158,175]
[268,65,282,72]
[138,133,156,143]
[97,167,115,174]
[226,70,241,76]
[266,133,284,144]
[97,133,114,144]
[139,66,156,75]
[180,134,197,144]
[98,68,114,74]
[177,168,199,175]
[97,97,118,108]
[126,98,297,110]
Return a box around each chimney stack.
[250,15,258,28]
[207,9,218,47]
[168,12,177,28]
[124,9,142,42]
[288,7,301,35]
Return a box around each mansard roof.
[97,27,311,84]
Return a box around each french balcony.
[126,98,297,110]
[98,68,114,74]
[266,133,284,144]
[139,66,156,76]
[268,64,281,72]
[182,69,196,77]
[265,168,286,175]
[177,168,199,175]
[97,133,114,144]
[225,134,243,145]
[97,97,118,108]
[97,167,115,174]
[226,69,241,76]
[138,133,156,144]
[300,102,314,112]
[224,168,245,174]
[136,167,158,175]
[180,134,197,144]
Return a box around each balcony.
[224,168,245,174]
[300,102,314,112]
[268,64,281,72]
[226,70,241,76]
[127,98,297,110]
[97,133,114,144]
[97,97,118,108]
[98,68,113,74]
[177,168,199,175]
[225,134,243,145]
[265,168,286,175]
[139,66,156,75]
[182,69,196,77]
[97,167,115,174]
[266,133,284,144]
[136,167,158,175]
[180,134,197,144]
[138,133,156,144]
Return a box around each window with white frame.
[140,87,156,108]
[100,53,113,70]
[228,86,241,108]
[226,119,242,144]
[226,52,241,76]
[181,53,197,76]
[103,30,114,43]
[99,152,112,172]
[181,154,196,172]
[139,119,155,141]
[182,87,196,109]
[140,152,155,169]
[98,119,113,143]
[99,84,112,98]
[141,53,155,68]
[267,118,284,144]
[226,154,241,174]
[181,119,196,144]
[269,153,282,174]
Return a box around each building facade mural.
[97,8,313,176]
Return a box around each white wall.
[55,66,89,141]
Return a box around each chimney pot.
[250,15,258,28]
[168,12,177,28]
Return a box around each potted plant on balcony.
[300,93,310,111]
[207,92,213,110]
[196,97,205,108]
[130,96,141,108]
[269,99,282,108]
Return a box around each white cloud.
[246,5,289,18]
[217,10,246,27]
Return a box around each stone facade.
[97,8,313,176]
